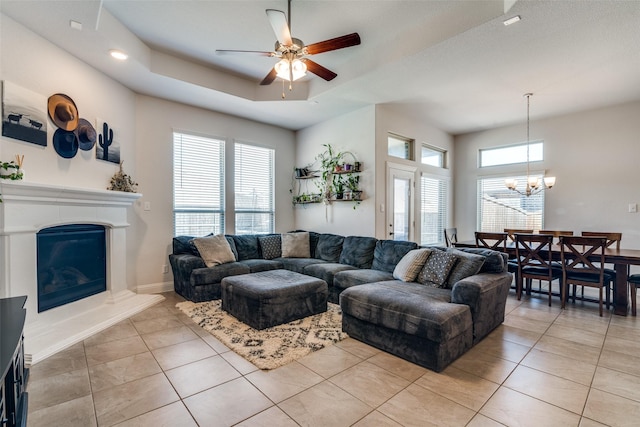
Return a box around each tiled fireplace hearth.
[0,181,163,364]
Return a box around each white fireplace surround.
[0,181,163,364]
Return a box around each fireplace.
[0,181,164,364]
[37,224,107,312]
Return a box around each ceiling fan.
[216,0,361,87]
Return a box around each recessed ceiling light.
[109,50,128,61]
[503,15,521,26]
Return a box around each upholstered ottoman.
[221,269,328,330]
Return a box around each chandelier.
[505,93,556,196]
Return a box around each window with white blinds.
[173,133,225,236]
[234,142,274,234]
[420,175,448,245]
[477,175,544,232]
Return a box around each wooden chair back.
[559,235,609,315]
[475,232,508,252]
[504,228,534,242]
[514,234,555,270]
[539,230,574,244]
[444,228,458,247]
[581,232,622,250]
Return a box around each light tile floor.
[26,289,640,426]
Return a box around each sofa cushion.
[334,269,395,291]
[237,259,283,273]
[456,247,506,274]
[315,233,344,262]
[190,234,237,267]
[190,262,250,286]
[340,236,377,269]
[340,281,472,343]
[232,235,261,261]
[372,240,419,273]
[281,231,311,258]
[417,250,458,288]
[258,234,282,260]
[393,249,432,282]
[445,248,486,287]
[173,236,199,256]
[303,263,359,286]
[276,257,328,274]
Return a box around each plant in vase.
[346,174,361,208]
[0,160,23,180]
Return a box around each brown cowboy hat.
[47,93,79,131]
[74,118,96,151]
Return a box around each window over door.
[477,175,544,232]
[420,175,448,245]
[173,132,225,236]
[234,142,275,234]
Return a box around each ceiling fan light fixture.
[275,58,306,81]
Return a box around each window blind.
[420,175,448,245]
[173,132,225,236]
[234,142,274,234]
[477,175,544,232]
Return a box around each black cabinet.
[1,296,28,427]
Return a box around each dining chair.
[475,232,508,251]
[476,232,517,289]
[559,235,612,316]
[504,228,534,243]
[580,232,622,297]
[444,228,458,247]
[515,233,561,306]
[580,231,622,250]
[628,274,640,316]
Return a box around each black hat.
[53,128,78,158]
[74,118,96,151]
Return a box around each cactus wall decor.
[95,119,121,164]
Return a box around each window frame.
[479,140,543,168]
[173,131,226,237]
[419,172,449,246]
[233,141,275,235]
[421,143,447,168]
[388,133,415,161]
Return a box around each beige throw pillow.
[281,232,311,258]
[393,248,432,282]
[191,234,236,267]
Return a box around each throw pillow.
[190,234,236,267]
[281,232,310,258]
[445,248,486,287]
[457,247,505,273]
[417,250,458,288]
[258,234,282,260]
[393,248,432,282]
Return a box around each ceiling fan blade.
[303,59,337,81]
[216,49,275,57]
[305,33,361,55]
[266,9,293,46]
[260,68,278,85]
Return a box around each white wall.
[454,100,640,249]
[134,95,295,288]
[295,106,376,236]
[1,14,139,287]
[1,14,297,292]
[374,104,455,241]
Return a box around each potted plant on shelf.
[332,174,346,199]
[346,174,360,199]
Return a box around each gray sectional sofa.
[169,231,512,371]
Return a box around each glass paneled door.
[387,165,415,241]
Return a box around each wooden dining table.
[454,240,640,316]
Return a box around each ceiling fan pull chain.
[281,79,286,99]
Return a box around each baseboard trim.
[137,281,173,294]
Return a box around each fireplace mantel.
[0,181,163,364]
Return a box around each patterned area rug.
[176,300,348,370]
